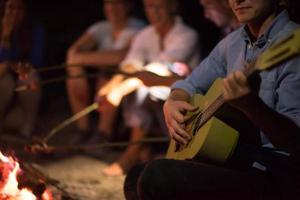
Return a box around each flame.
[0,151,52,200]
[144,62,172,77]
[97,62,175,106]
[107,77,143,106]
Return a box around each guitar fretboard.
[193,94,225,134]
[192,62,256,134]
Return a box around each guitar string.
[192,94,225,135]
[191,61,256,134]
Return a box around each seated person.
[124,0,300,199]
[66,0,145,138]
[200,0,240,36]
[99,0,200,176]
[0,0,44,137]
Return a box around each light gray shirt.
[87,18,145,50]
[123,17,200,69]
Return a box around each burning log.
[21,163,78,200]
[0,151,53,200]
[25,143,52,154]
[17,172,46,199]
[0,160,11,191]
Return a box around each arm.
[67,29,131,68]
[223,71,300,152]
[0,16,12,76]
[66,33,97,75]
[67,33,97,55]
[163,39,228,144]
[1,14,14,49]
[241,97,299,151]
[68,48,129,68]
[0,16,14,64]
[134,71,180,87]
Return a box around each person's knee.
[124,163,146,200]
[137,159,171,199]
[66,65,84,76]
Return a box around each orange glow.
[96,61,173,106]
[42,189,53,200]
[107,77,143,106]
[144,62,172,77]
[0,151,52,200]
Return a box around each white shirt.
[123,17,200,69]
[87,18,145,50]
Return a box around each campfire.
[0,151,52,200]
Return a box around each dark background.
[22,0,300,117]
[24,0,221,116]
[26,0,221,65]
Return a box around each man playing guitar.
[124,0,300,199]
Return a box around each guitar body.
[166,79,239,163]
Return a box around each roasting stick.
[35,63,80,73]
[34,63,117,73]
[25,103,99,153]
[15,62,178,92]
[25,62,177,152]
[43,103,99,144]
[28,137,169,154]
[13,62,119,92]
[15,73,103,92]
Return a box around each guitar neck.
[194,94,225,134]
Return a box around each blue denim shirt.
[172,11,300,146]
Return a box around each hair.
[103,0,133,15]
[276,0,290,13]
[279,0,289,6]
[166,0,179,15]
[143,0,179,15]
[104,0,133,7]
[202,0,229,5]
[0,0,33,60]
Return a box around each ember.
[0,151,52,200]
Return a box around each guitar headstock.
[255,28,300,71]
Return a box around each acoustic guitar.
[166,28,300,163]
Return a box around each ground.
[42,155,126,200]
[0,131,128,200]
[0,93,129,200]
[0,85,168,200]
